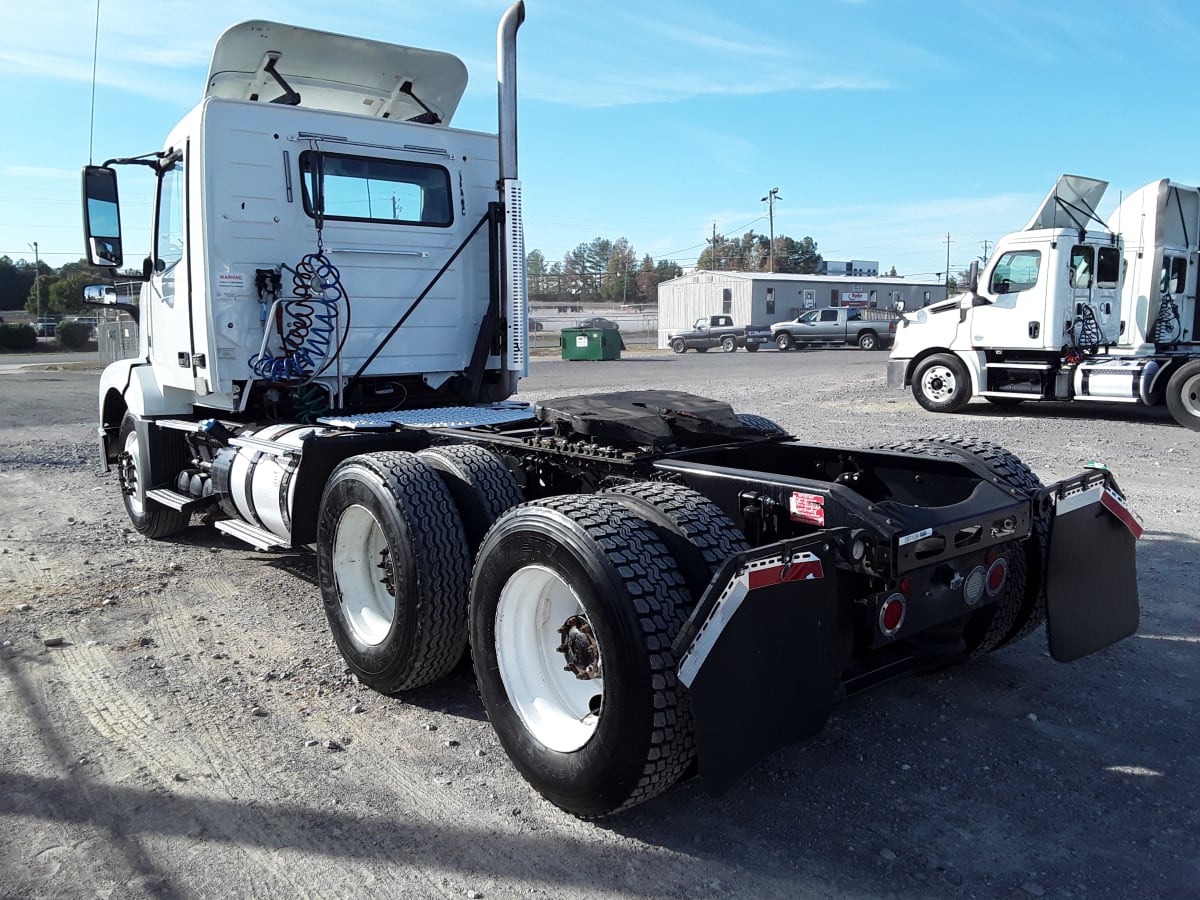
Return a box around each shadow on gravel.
[592,529,1200,897]
[957,400,1180,429]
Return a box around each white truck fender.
[99,359,194,421]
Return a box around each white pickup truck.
[772,307,899,351]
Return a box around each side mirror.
[83,283,140,325]
[967,260,979,293]
[81,166,123,268]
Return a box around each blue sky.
[2,0,1198,281]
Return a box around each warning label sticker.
[788,492,825,526]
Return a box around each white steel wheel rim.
[122,428,144,517]
[921,364,958,402]
[495,564,602,753]
[1180,372,1200,418]
[332,504,395,647]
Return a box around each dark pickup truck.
[668,315,772,353]
[772,306,899,351]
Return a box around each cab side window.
[1070,245,1093,288]
[156,160,186,272]
[990,250,1041,294]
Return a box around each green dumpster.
[561,327,624,361]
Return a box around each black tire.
[317,452,471,693]
[470,495,695,817]
[775,332,793,351]
[857,331,879,351]
[984,396,1026,407]
[670,338,687,354]
[416,445,524,556]
[744,343,759,352]
[867,438,1034,657]
[720,335,737,352]
[736,412,788,435]
[912,353,972,412]
[117,413,190,539]
[604,481,750,602]
[926,435,1050,649]
[1165,359,1200,430]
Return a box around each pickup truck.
[771,306,898,351]
[668,315,771,353]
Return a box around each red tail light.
[878,593,906,636]
[985,558,1008,596]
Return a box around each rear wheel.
[317,452,471,693]
[670,338,687,354]
[775,332,793,351]
[912,354,972,412]
[1166,359,1200,430]
[416,444,524,555]
[604,481,750,601]
[857,331,879,351]
[117,413,190,539]
[470,495,695,817]
[721,335,737,352]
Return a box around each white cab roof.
[205,21,468,125]
[1023,174,1109,231]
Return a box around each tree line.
[0,256,129,315]
[526,238,683,307]
[526,230,832,306]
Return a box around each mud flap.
[1045,483,1141,662]
[675,538,839,795]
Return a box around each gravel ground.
[1,349,1197,899]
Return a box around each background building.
[820,259,879,277]
[657,270,947,347]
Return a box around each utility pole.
[711,222,719,271]
[761,187,781,273]
[979,239,992,265]
[28,241,41,320]
[944,232,953,296]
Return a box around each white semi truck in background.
[81,5,1142,817]
[888,174,1200,430]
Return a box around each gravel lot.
[2,349,1197,899]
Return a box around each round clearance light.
[963,565,986,606]
[878,593,906,636]
[850,536,867,562]
[986,557,1009,597]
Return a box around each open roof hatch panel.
[205,21,468,125]
[1023,174,1109,231]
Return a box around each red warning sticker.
[789,491,825,526]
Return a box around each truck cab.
[84,19,527,433]
[888,173,1200,429]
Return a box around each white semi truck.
[888,174,1200,429]
[82,5,1142,817]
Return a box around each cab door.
[1069,244,1122,346]
[970,248,1051,349]
[146,152,196,391]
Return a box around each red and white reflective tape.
[1100,486,1144,540]
[1055,483,1143,540]
[678,551,823,687]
